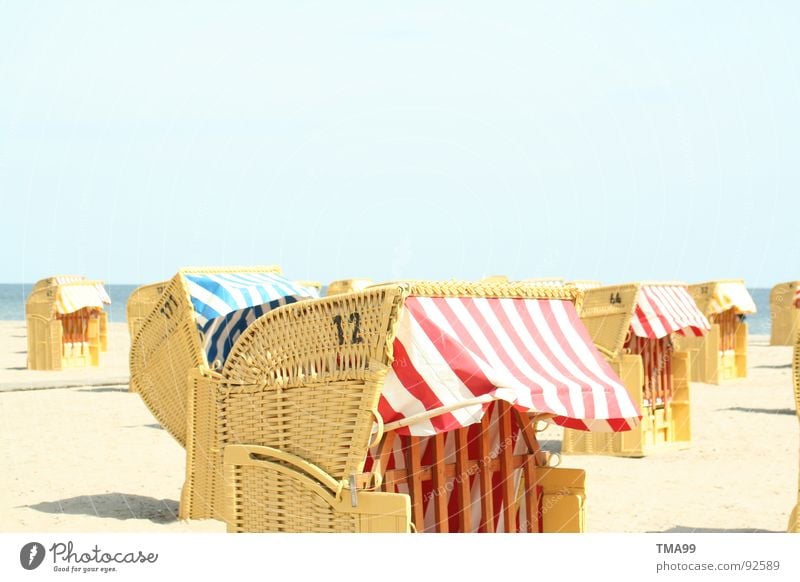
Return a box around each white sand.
[0,323,796,532]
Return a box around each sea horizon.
[0,283,775,335]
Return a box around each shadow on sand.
[723,406,795,416]
[654,525,778,533]
[753,364,791,370]
[27,493,178,523]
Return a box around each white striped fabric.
[184,272,317,364]
[708,281,757,315]
[379,296,640,437]
[184,272,315,326]
[53,275,86,285]
[367,402,527,533]
[55,283,111,315]
[630,285,710,339]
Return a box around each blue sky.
[1,1,798,286]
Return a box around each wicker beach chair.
[129,266,319,446]
[126,281,168,341]
[26,275,111,370]
[770,282,800,346]
[180,280,640,533]
[563,282,709,457]
[791,331,800,533]
[673,280,756,384]
[325,278,373,296]
[568,280,602,291]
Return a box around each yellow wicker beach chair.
[180,281,640,533]
[563,282,709,457]
[294,280,323,296]
[25,276,111,370]
[325,278,373,296]
[126,281,168,342]
[568,280,602,291]
[126,281,169,393]
[770,282,800,346]
[129,266,290,445]
[791,331,800,532]
[673,280,756,384]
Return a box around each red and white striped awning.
[794,286,800,308]
[379,296,641,437]
[630,285,710,339]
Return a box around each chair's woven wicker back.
[130,273,203,445]
[130,266,281,447]
[771,282,800,346]
[793,330,800,421]
[578,284,639,359]
[216,285,406,481]
[793,314,800,533]
[686,281,715,317]
[126,281,168,344]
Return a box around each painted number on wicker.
[609,292,622,305]
[332,312,364,345]
[159,294,179,320]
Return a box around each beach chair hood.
[54,281,111,314]
[185,272,318,365]
[630,284,710,339]
[378,289,641,436]
[707,281,757,315]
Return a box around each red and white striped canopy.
[794,286,800,308]
[630,285,710,339]
[379,296,641,437]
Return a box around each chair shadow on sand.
[27,493,179,524]
[653,526,778,533]
[724,406,796,416]
[753,363,791,370]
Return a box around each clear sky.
[1,1,798,286]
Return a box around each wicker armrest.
[224,444,411,533]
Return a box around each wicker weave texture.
[771,282,800,346]
[791,331,800,532]
[578,283,639,358]
[224,445,411,533]
[126,281,168,343]
[182,286,406,521]
[130,266,281,446]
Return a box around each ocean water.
[0,284,774,334]
[0,283,138,323]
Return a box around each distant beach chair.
[25,275,111,370]
[293,280,323,297]
[791,332,800,533]
[126,281,169,341]
[325,278,373,296]
[563,282,710,457]
[568,280,602,291]
[770,281,800,346]
[129,266,317,446]
[179,280,640,533]
[673,280,756,384]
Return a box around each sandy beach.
[0,321,796,533]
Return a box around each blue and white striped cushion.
[184,272,316,365]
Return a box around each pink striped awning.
[630,285,710,339]
[379,296,641,437]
